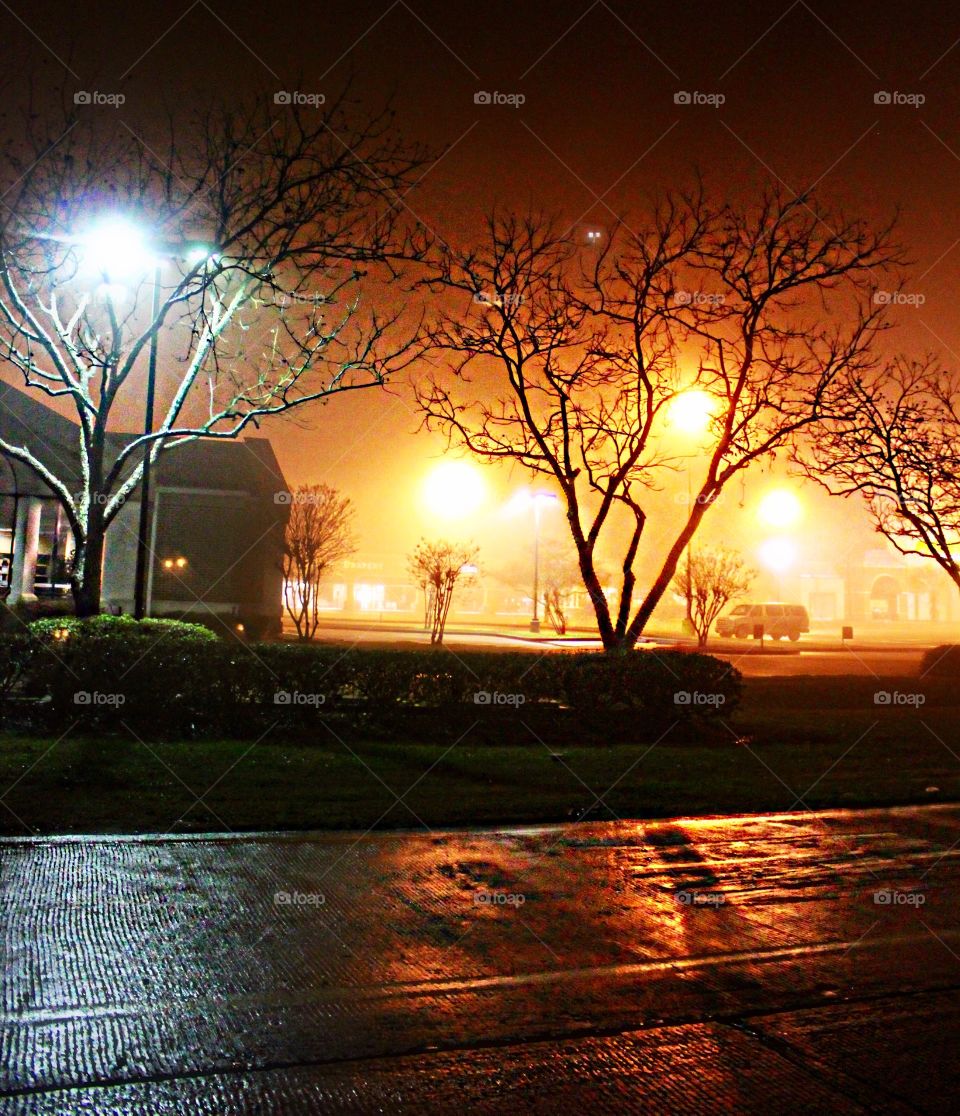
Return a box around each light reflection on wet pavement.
[2,805,959,1112]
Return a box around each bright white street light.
[79,217,156,281]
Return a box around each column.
[8,497,42,604]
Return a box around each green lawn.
[1,674,958,835]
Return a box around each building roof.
[0,380,84,494]
[0,380,288,501]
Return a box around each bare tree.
[281,484,355,640]
[801,356,960,596]
[497,548,586,635]
[416,188,897,651]
[408,539,478,644]
[0,91,428,615]
[671,546,754,647]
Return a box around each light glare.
[423,460,485,520]
[758,488,803,528]
[758,537,796,573]
[667,390,716,435]
[80,218,155,281]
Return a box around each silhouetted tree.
[408,539,478,644]
[416,187,898,651]
[671,546,754,647]
[281,484,355,640]
[802,356,960,598]
[0,90,427,614]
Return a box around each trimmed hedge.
[920,645,960,678]
[29,615,218,643]
[1,633,741,743]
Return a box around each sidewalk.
[2,807,958,1111]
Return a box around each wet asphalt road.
[308,624,925,677]
[2,806,959,1113]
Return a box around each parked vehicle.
[715,602,810,641]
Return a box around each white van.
[715,602,810,641]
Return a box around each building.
[0,382,289,637]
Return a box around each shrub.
[557,650,740,718]
[920,645,960,678]
[23,615,224,734]
[29,614,218,643]
[1,634,742,742]
[0,634,34,714]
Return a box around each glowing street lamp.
[757,488,803,530]
[79,217,157,281]
[423,460,486,520]
[666,389,716,436]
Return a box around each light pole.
[758,537,796,600]
[529,491,557,633]
[77,219,216,618]
[667,389,716,637]
[133,266,161,619]
[684,470,694,632]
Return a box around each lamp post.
[667,390,716,637]
[529,491,557,633]
[759,537,796,601]
[77,218,216,618]
[133,266,161,619]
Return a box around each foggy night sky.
[2,0,960,561]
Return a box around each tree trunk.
[576,549,618,651]
[71,528,105,617]
[623,492,717,650]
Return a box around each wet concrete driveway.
[2,805,959,1112]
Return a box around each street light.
[527,490,558,633]
[757,488,803,529]
[668,388,717,633]
[423,460,486,520]
[75,218,216,618]
[666,388,716,435]
[79,218,156,281]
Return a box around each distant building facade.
[0,382,288,636]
